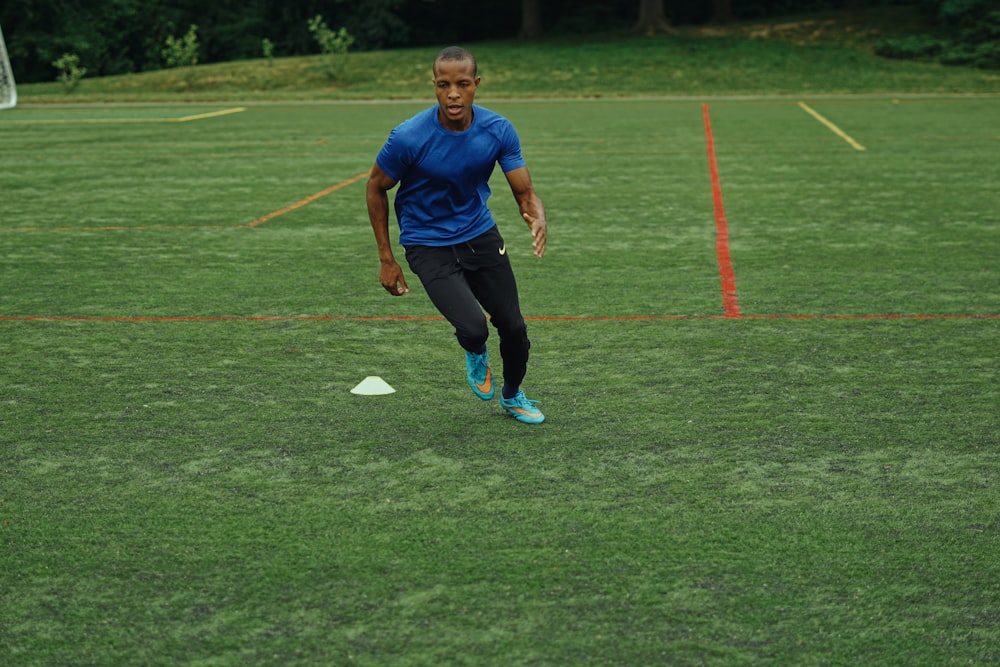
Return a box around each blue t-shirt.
[376,105,527,246]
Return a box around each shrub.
[52,53,87,93]
[262,38,275,68]
[307,15,355,81]
[904,0,1000,68]
[874,34,944,61]
[951,7,1000,67]
[162,24,200,69]
[882,0,1000,69]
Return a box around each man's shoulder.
[472,106,518,143]
[392,106,439,138]
[473,105,511,126]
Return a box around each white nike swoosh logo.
[498,245,507,256]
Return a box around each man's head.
[433,46,478,79]
[433,46,480,132]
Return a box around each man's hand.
[380,260,409,296]
[523,212,547,258]
[504,166,547,259]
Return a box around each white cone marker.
[350,376,396,395]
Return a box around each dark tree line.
[1,0,994,83]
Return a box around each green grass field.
[3,75,999,665]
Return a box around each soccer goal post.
[0,24,17,110]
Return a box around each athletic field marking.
[2,314,997,323]
[0,172,370,233]
[241,171,371,228]
[0,107,246,125]
[174,108,247,122]
[798,102,866,151]
[0,225,231,232]
[702,103,742,319]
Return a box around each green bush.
[162,24,200,69]
[307,15,355,81]
[950,8,1000,67]
[261,38,275,68]
[51,53,87,93]
[874,34,944,61]
[161,24,200,87]
[881,0,1000,69]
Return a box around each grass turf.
[2,91,999,663]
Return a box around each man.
[365,46,548,424]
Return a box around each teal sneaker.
[465,349,494,400]
[500,390,545,424]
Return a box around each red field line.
[702,103,741,318]
[530,314,1000,321]
[2,314,997,323]
[0,315,443,322]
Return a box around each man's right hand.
[380,260,409,296]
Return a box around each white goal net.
[0,24,16,109]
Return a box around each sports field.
[2,96,998,664]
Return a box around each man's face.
[433,58,480,131]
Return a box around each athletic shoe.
[500,390,544,424]
[465,349,494,400]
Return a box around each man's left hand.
[523,212,547,258]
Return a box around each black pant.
[405,226,530,391]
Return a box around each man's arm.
[504,166,547,258]
[366,162,409,295]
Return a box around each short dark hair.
[434,46,477,77]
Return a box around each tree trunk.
[520,0,543,38]
[634,0,675,35]
[712,0,735,24]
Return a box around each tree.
[634,0,674,35]
[520,0,542,38]
[845,0,866,19]
[712,0,735,24]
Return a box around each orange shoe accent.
[475,366,492,395]
[500,390,544,423]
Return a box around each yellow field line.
[0,107,247,125]
[798,101,866,151]
[173,107,247,122]
[0,225,231,232]
[1,118,159,124]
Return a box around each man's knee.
[454,319,490,352]
[498,320,530,350]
